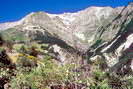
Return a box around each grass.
[0,28,30,43]
[0,31,133,89]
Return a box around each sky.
[0,0,133,23]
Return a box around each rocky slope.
[0,3,133,73]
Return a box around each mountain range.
[0,3,133,73]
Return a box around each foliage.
[91,39,103,49]
[0,28,30,43]
[10,58,76,89]
[0,37,132,89]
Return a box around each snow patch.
[101,35,121,53]
[117,34,133,55]
[123,34,133,49]
[75,33,86,41]
[131,60,133,71]
[47,12,77,25]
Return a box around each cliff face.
[89,4,133,72]
[0,3,133,72]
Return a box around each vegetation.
[0,28,30,43]
[91,39,103,49]
[0,31,133,89]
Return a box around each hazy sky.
[0,0,132,23]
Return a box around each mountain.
[0,3,133,73]
[0,5,128,51]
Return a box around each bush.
[10,58,76,89]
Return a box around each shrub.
[10,58,75,89]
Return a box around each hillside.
[0,2,133,89]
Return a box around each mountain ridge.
[0,3,133,72]
[0,5,124,30]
